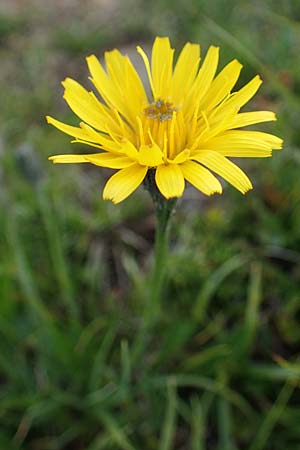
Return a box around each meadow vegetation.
[0,0,300,448]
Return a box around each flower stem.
[147,197,175,322]
[143,169,176,322]
[131,196,175,364]
[131,173,176,363]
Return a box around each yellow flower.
[47,37,282,204]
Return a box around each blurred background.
[1,0,300,449]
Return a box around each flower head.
[47,37,282,203]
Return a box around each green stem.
[147,198,175,322]
[143,169,176,322]
[132,200,174,363]
[131,175,176,363]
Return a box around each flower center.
[140,99,186,160]
[144,99,177,122]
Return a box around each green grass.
[1,0,300,448]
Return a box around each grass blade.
[249,382,295,450]
[100,412,136,450]
[193,255,248,322]
[159,379,178,450]
[191,397,205,450]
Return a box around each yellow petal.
[86,55,130,125]
[228,111,276,129]
[245,131,283,149]
[172,42,200,104]
[194,45,219,96]
[49,154,89,164]
[87,53,146,127]
[104,50,148,122]
[200,59,243,111]
[46,116,95,142]
[136,44,156,98]
[138,144,164,166]
[155,164,185,199]
[181,160,222,195]
[185,46,219,115]
[47,116,118,150]
[200,130,278,157]
[218,149,271,157]
[206,75,263,130]
[151,37,174,100]
[103,164,147,203]
[194,106,238,144]
[222,75,262,111]
[192,150,252,194]
[86,55,120,108]
[62,78,111,132]
[167,149,190,164]
[79,122,123,153]
[71,140,102,149]
[121,141,139,160]
[84,153,135,168]
[48,153,133,169]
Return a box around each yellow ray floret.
[103,164,148,204]
[155,164,185,199]
[47,36,283,203]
